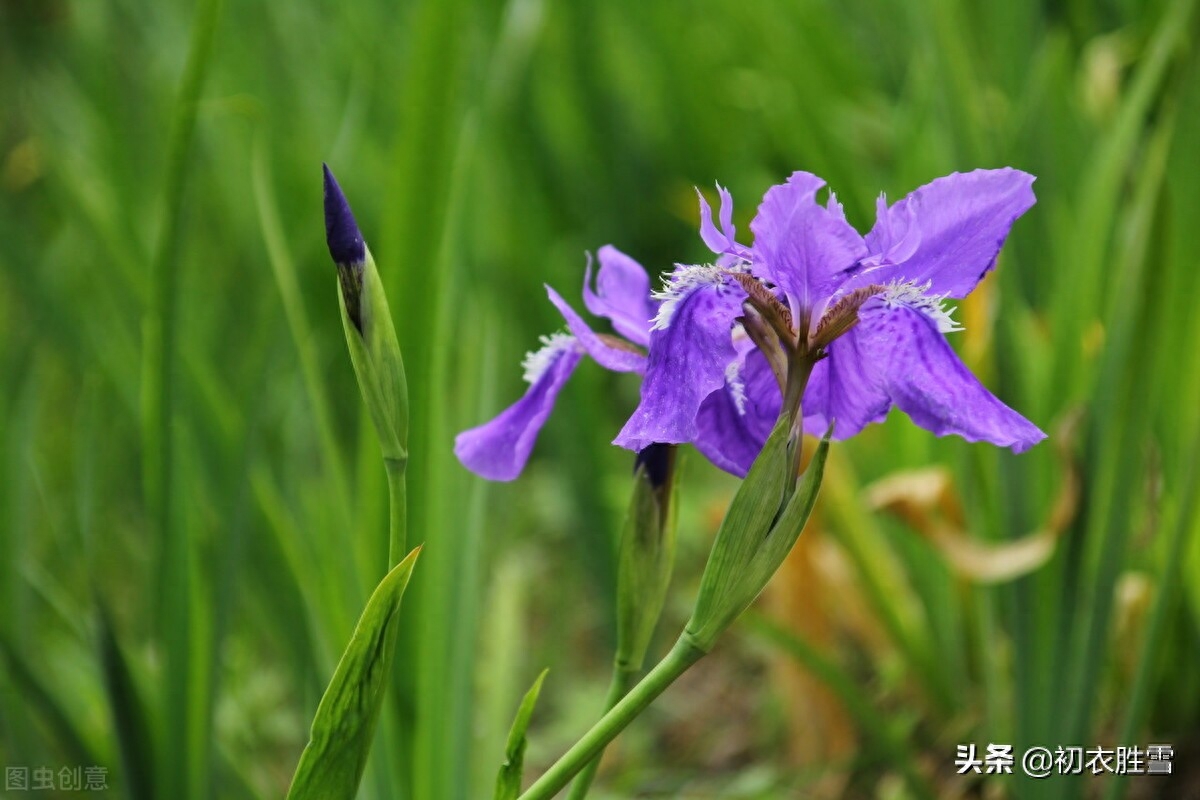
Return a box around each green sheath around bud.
[685,419,831,652]
[615,444,678,673]
[335,247,409,464]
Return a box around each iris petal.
[614,274,743,451]
[862,194,920,266]
[749,171,867,320]
[698,184,738,253]
[802,326,891,440]
[546,285,646,373]
[860,168,1036,298]
[582,245,656,347]
[454,341,583,481]
[694,349,782,477]
[860,297,1046,451]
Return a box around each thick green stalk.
[564,665,640,800]
[386,456,408,569]
[782,350,816,496]
[519,636,706,800]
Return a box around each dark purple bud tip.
[323,163,365,266]
[634,443,675,491]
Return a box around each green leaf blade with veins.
[286,546,422,800]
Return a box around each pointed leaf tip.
[494,669,549,800]
[285,547,421,800]
[323,164,365,266]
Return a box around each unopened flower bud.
[324,164,367,334]
[323,163,366,265]
[615,444,678,672]
[322,164,409,463]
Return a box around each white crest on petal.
[725,359,748,416]
[650,263,740,331]
[522,332,578,384]
[882,280,964,334]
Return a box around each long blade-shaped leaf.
[0,637,100,771]
[286,546,422,800]
[95,599,155,800]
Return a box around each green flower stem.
[782,349,817,495]
[385,456,408,569]
[519,635,707,800]
[564,664,640,800]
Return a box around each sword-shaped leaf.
[286,546,421,800]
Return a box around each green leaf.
[286,546,422,800]
[685,417,790,649]
[494,668,549,800]
[0,637,100,773]
[95,598,156,800]
[686,423,832,651]
[748,430,832,592]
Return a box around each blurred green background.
[2,0,1198,798]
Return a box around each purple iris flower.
[615,169,1046,476]
[454,246,659,481]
